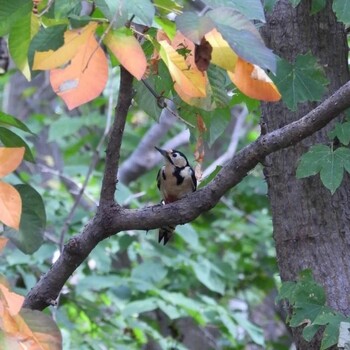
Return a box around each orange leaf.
[228,57,281,101]
[50,34,108,110]
[205,28,238,73]
[0,284,24,316]
[0,237,8,253]
[0,147,25,178]
[0,182,22,230]
[104,28,147,80]
[33,22,98,70]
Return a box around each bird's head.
[155,146,189,168]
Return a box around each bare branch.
[23,80,350,311]
[99,67,134,203]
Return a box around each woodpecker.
[155,146,197,245]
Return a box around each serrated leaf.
[333,0,350,25]
[0,128,35,163]
[5,184,46,254]
[320,314,347,350]
[296,144,330,178]
[334,147,350,173]
[274,54,329,111]
[175,12,214,44]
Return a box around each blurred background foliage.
[0,64,291,349]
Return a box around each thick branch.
[99,67,134,203]
[24,80,350,311]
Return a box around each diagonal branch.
[23,80,350,311]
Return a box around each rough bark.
[261,1,350,348]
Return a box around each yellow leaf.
[228,57,281,101]
[33,22,98,70]
[50,34,108,110]
[0,147,25,178]
[205,28,238,73]
[104,28,147,80]
[0,182,22,230]
[159,40,206,98]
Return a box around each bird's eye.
[173,153,177,157]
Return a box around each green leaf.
[208,108,231,146]
[310,0,326,14]
[333,0,350,25]
[319,152,343,194]
[54,0,81,19]
[0,112,34,134]
[175,12,214,44]
[334,147,350,174]
[233,312,265,345]
[202,0,265,22]
[5,184,46,254]
[122,298,159,317]
[131,261,167,284]
[176,223,199,247]
[95,0,155,26]
[289,0,302,6]
[207,65,231,109]
[0,0,32,36]
[329,122,350,145]
[8,11,38,79]
[28,24,67,73]
[274,54,329,111]
[296,144,330,178]
[191,259,226,294]
[0,127,35,163]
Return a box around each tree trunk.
[261,0,350,348]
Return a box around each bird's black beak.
[155,146,168,157]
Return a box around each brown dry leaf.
[50,34,108,110]
[0,182,22,230]
[104,28,147,80]
[0,284,24,317]
[33,22,98,70]
[228,57,281,101]
[195,37,212,72]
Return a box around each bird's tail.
[158,225,176,245]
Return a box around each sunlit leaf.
[228,57,281,101]
[50,34,109,110]
[104,28,147,80]
[205,28,238,72]
[33,22,98,70]
[159,39,206,98]
[0,147,25,178]
[0,182,22,230]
